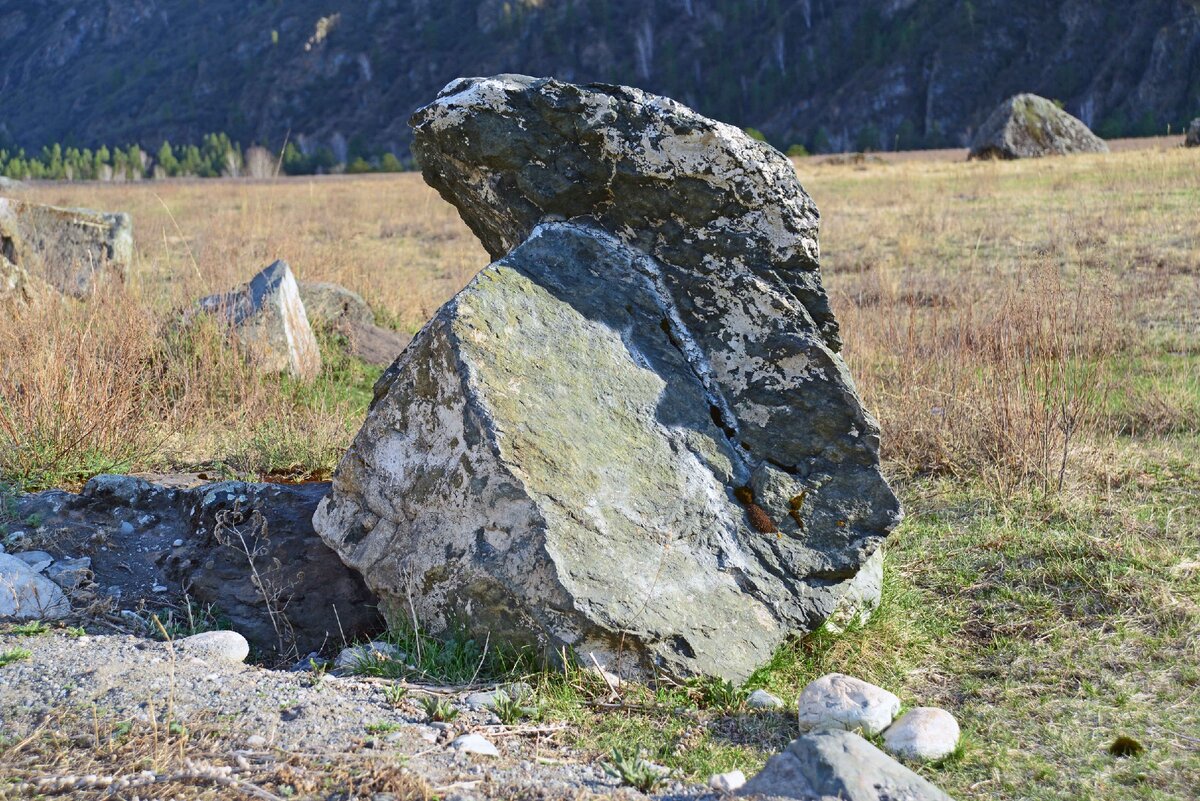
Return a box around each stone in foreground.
[198,260,322,380]
[747,689,785,710]
[0,198,132,296]
[317,77,900,682]
[0,553,71,620]
[451,733,499,757]
[739,729,953,801]
[883,707,961,762]
[711,770,747,792]
[178,630,250,662]
[796,673,900,735]
[1186,118,1200,148]
[969,94,1108,159]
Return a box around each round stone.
[746,689,785,710]
[796,673,900,736]
[882,707,961,762]
[450,733,499,757]
[177,630,250,662]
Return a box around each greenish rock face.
[968,93,1109,159]
[317,77,902,681]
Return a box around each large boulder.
[1186,118,1200,148]
[739,729,953,801]
[315,76,901,682]
[0,553,71,621]
[969,94,1108,159]
[198,260,322,380]
[0,198,132,296]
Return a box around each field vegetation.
[1,141,1197,799]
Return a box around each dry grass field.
[2,139,1198,800]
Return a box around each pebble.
[746,689,784,710]
[450,733,499,757]
[245,735,267,749]
[13,550,53,573]
[172,539,185,548]
[176,630,250,663]
[709,770,746,792]
[882,707,961,762]
[796,673,901,736]
[119,521,135,535]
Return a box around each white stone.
[177,630,250,662]
[796,673,900,736]
[245,734,268,749]
[882,707,961,762]
[709,769,746,792]
[747,689,785,710]
[0,552,70,620]
[12,551,52,573]
[450,733,499,757]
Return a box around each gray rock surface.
[968,93,1109,159]
[882,707,961,762]
[0,197,132,296]
[739,728,953,800]
[198,260,322,380]
[795,673,900,735]
[177,629,250,662]
[822,548,883,634]
[0,553,70,620]
[1186,118,1200,148]
[44,556,92,591]
[317,76,900,683]
[0,253,49,307]
[12,475,382,659]
[334,640,405,672]
[12,550,52,573]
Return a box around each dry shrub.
[0,288,163,488]
[837,262,1122,494]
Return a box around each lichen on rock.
[969,93,1109,159]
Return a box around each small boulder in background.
[197,260,322,380]
[0,197,132,297]
[1186,118,1200,148]
[969,94,1109,159]
[299,280,412,367]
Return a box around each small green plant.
[602,747,669,793]
[365,721,404,734]
[383,684,409,706]
[150,598,229,640]
[64,626,87,638]
[687,676,748,711]
[11,621,50,636]
[492,690,539,725]
[419,695,460,723]
[0,647,32,667]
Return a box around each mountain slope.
[1,0,1198,156]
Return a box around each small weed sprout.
[11,621,50,636]
[383,684,409,706]
[419,695,459,723]
[687,676,748,711]
[492,690,539,725]
[602,747,669,793]
[0,647,32,667]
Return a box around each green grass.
[0,648,32,667]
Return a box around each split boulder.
[0,198,132,296]
[315,76,901,682]
[198,260,322,380]
[969,94,1108,159]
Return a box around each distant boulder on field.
[298,280,412,366]
[0,198,132,297]
[969,94,1109,160]
[1186,118,1200,148]
[197,260,322,380]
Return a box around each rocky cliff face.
[1,0,1198,155]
